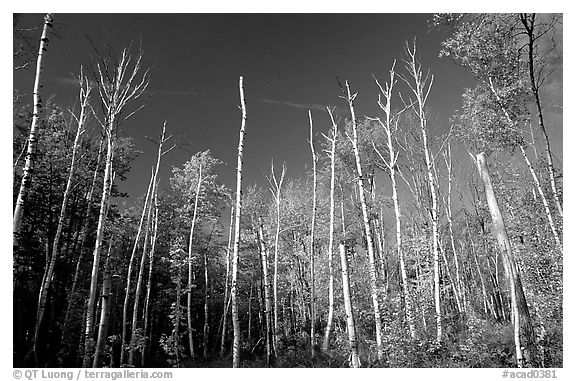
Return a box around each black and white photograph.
[12,8,565,373]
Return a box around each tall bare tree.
[371,61,417,340]
[83,47,149,367]
[307,110,318,357]
[344,80,384,361]
[321,107,338,351]
[13,14,53,248]
[267,159,285,354]
[231,76,247,368]
[401,43,442,342]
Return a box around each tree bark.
[475,152,536,367]
[219,204,234,357]
[13,14,53,249]
[142,186,159,367]
[257,221,275,366]
[339,242,361,368]
[82,124,115,368]
[322,107,338,351]
[231,76,247,368]
[308,110,317,357]
[120,169,154,366]
[93,241,113,367]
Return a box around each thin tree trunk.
[174,271,182,368]
[308,110,317,357]
[30,70,89,361]
[257,221,274,366]
[403,45,442,342]
[186,163,203,361]
[487,77,561,249]
[339,242,361,368]
[372,64,416,340]
[120,169,154,366]
[13,14,53,248]
[520,13,562,218]
[268,161,285,354]
[82,124,115,368]
[344,81,383,361]
[476,152,536,367]
[93,241,113,367]
[322,107,337,351]
[247,280,253,344]
[142,186,159,367]
[220,204,234,358]
[231,76,247,368]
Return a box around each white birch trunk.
[339,242,361,368]
[231,76,247,368]
[322,107,338,351]
[13,14,53,247]
[186,162,203,361]
[345,81,384,361]
[31,69,89,360]
[308,110,317,357]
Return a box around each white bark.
[344,81,384,361]
[308,110,317,357]
[339,242,361,368]
[267,160,285,354]
[186,162,203,361]
[31,67,90,359]
[231,76,247,368]
[402,44,442,342]
[14,14,53,248]
[372,62,416,340]
[322,107,337,351]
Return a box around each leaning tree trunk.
[339,242,361,368]
[120,169,154,366]
[476,152,536,367]
[487,77,561,249]
[520,13,562,218]
[13,14,53,249]
[231,76,247,368]
[93,242,113,367]
[308,110,317,357]
[61,137,103,351]
[322,107,338,351]
[345,81,383,361]
[30,68,89,362]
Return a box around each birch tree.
[267,160,285,354]
[307,110,318,357]
[27,68,91,364]
[231,76,247,368]
[83,47,149,367]
[371,61,417,340]
[401,43,442,342]
[14,14,53,248]
[343,81,384,361]
[321,107,338,351]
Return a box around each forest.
[13,13,562,368]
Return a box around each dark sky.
[12,13,562,207]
